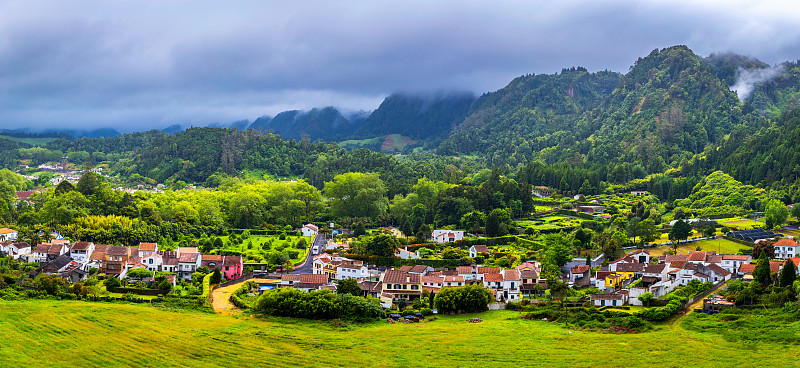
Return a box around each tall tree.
[779,259,797,287]
[765,199,789,229]
[753,251,772,287]
[324,173,388,218]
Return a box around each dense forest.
[2,45,800,204]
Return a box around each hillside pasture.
[0,299,793,367]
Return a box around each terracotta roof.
[427,271,442,277]
[723,254,751,261]
[163,257,180,266]
[770,261,783,274]
[33,244,49,253]
[299,274,328,284]
[595,271,614,279]
[477,266,501,274]
[139,242,158,251]
[456,266,473,274]
[46,243,65,255]
[775,238,798,247]
[483,273,503,282]
[408,265,430,274]
[223,256,242,266]
[202,254,223,262]
[359,280,379,291]
[177,247,199,255]
[90,250,105,261]
[443,276,465,282]
[706,263,731,277]
[441,270,458,276]
[571,265,591,274]
[94,244,108,253]
[398,265,414,272]
[178,253,199,263]
[70,242,93,250]
[687,252,709,262]
[616,263,645,272]
[520,269,538,279]
[643,264,665,273]
[706,255,723,264]
[515,262,539,271]
[282,274,300,281]
[665,254,689,264]
[629,249,650,255]
[421,276,443,284]
[105,245,129,256]
[611,254,635,264]
[303,224,319,231]
[669,261,687,269]
[641,276,658,283]
[472,244,490,253]
[383,270,420,284]
[142,253,162,260]
[503,269,520,281]
[694,272,709,279]
[791,258,800,268]
[591,293,625,300]
[0,228,16,234]
[738,264,756,274]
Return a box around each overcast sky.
[1,0,799,132]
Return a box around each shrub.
[255,288,383,321]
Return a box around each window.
[411,285,418,290]
[225,266,229,271]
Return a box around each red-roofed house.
[774,238,799,260]
[722,254,752,274]
[469,244,490,258]
[301,224,319,237]
[570,264,591,287]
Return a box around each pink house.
[222,256,243,280]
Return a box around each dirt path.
[210,283,244,316]
[668,281,728,331]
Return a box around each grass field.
[646,238,750,257]
[0,135,59,146]
[204,234,308,264]
[0,299,793,367]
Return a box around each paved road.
[289,234,326,275]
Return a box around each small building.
[222,256,243,280]
[576,206,605,215]
[569,264,591,287]
[69,242,95,263]
[301,224,319,237]
[630,191,648,196]
[138,242,158,257]
[469,244,490,258]
[773,238,799,260]
[590,292,628,307]
[0,228,18,242]
[432,230,464,243]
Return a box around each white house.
[69,242,95,263]
[432,230,464,243]
[141,252,163,272]
[301,224,319,237]
[3,242,31,260]
[178,253,201,280]
[336,260,370,280]
[395,248,420,260]
[0,228,18,242]
[469,244,490,258]
[500,269,521,302]
[721,254,752,274]
[138,242,158,257]
[590,292,628,307]
[773,238,799,260]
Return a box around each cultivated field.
[0,299,793,367]
[646,238,749,257]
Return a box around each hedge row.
[230,281,257,309]
[107,286,164,296]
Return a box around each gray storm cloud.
[0,1,799,131]
[731,65,785,101]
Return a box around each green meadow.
[0,299,793,367]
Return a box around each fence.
[211,273,254,291]
[682,280,725,310]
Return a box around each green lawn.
[0,135,59,146]
[206,234,309,264]
[646,238,749,257]
[0,299,793,367]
